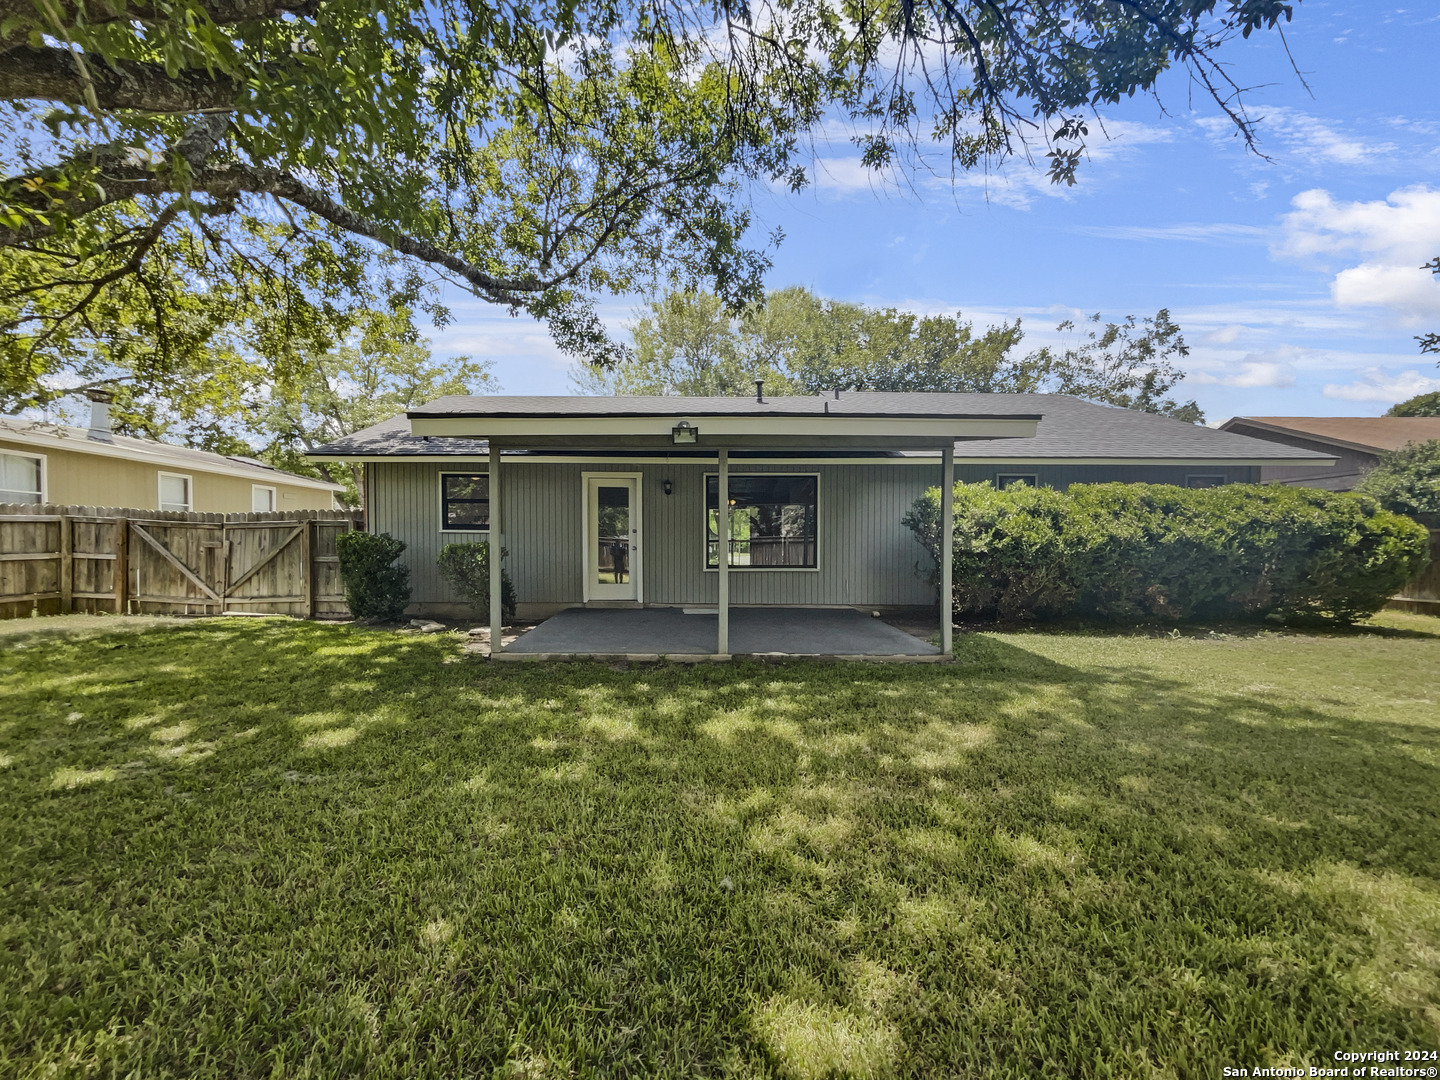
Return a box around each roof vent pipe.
[85,388,115,442]
[755,378,765,404]
[834,388,841,400]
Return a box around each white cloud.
[1275,185,1440,323]
[1202,107,1405,170]
[1188,346,1301,389]
[1072,223,1267,244]
[1322,369,1440,404]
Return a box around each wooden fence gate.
[0,504,359,620]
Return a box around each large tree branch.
[1,155,558,303]
[0,0,318,49]
[1,45,240,111]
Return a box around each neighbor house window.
[0,450,44,504]
[996,473,1038,490]
[706,474,817,569]
[158,472,192,511]
[1185,475,1226,489]
[252,485,276,512]
[441,473,489,530]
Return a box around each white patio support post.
[717,448,730,656]
[940,445,954,657]
[489,443,503,657]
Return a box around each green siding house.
[311,392,1333,657]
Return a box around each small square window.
[996,473,1039,490]
[0,451,43,504]
[158,473,192,512]
[442,473,489,530]
[252,485,276,512]
[1185,475,1227,489]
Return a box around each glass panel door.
[587,477,639,600]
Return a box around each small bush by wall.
[336,531,412,621]
[903,482,1431,625]
[436,542,516,622]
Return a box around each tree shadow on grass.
[1,619,1437,1078]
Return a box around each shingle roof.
[1219,416,1440,454]
[0,420,344,490]
[947,396,1335,461]
[312,393,1335,463]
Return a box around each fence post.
[302,518,315,619]
[59,513,72,613]
[114,517,129,615]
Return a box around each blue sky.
[428,2,1440,423]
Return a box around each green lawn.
[1,614,1438,1078]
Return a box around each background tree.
[2,0,1305,422]
[1034,310,1203,422]
[1356,440,1440,519]
[582,288,1203,421]
[258,313,498,505]
[1386,391,1440,418]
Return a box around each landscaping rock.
[410,619,448,633]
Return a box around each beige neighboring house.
[1217,416,1440,491]
[0,393,343,512]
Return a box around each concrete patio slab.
[501,607,943,658]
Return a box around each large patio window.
[441,473,489,529]
[706,474,817,569]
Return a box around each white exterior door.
[584,475,641,601]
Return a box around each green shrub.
[436,542,516,622]
[1355,439,1440,517]
[904,481,1431,625]
[336,531,412,621]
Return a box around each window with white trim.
[996,473,1039,490]
[706,474,818,569]
[158,472,192,511]
[252,485,276,512]
[1185,474,1227,489]
[0,450,43,504]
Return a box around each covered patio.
[497,606,945,661]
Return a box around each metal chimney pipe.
[85,388,115,442]
[755,378,765,403]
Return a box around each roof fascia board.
[311,451,1335,467]
[0,429,343,491]
[408,416,1038,439]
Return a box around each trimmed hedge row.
[903,482,1431,624]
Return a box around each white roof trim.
[317,452,1334,467]
[409,415,1038,439]
[0,425,344,491]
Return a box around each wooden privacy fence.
[1390,515,1440,616]
[0,504,360,620]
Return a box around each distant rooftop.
[1221,416,1440,455]
[0,420,344,491]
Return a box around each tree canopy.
[1386,391,1440,418]
[1357,439,1440,519]
[577,287,1203,420]
[1,0,1302,416]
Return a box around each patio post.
[489,443,503,656]
[940,444,954,656]
[717,448,730,655]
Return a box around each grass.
[1,612,1438,1078]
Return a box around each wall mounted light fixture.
[662,479,674,496]
[671,420,697,444]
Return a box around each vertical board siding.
[372,459,942,608]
